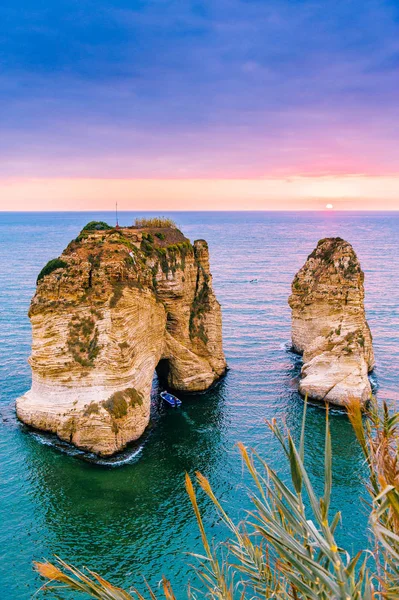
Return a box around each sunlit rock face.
[16,223,226,456]
[288,237,374,406]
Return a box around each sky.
[1,0,399,210]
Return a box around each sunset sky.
[2,0,399,210]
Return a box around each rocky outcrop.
[16,222,226,456]
[288,238,374,406]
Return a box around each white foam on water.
[29,430,145,466]
[280,340,293,351]
[30,432,55,447]
[94,445,144,467]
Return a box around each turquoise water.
[1,211,399,598]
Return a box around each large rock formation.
[16,221,226,456]
[288,238,374,406]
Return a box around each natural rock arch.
[16,223,226,456]
[155,358,172,387]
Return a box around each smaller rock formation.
[288,238,374,406]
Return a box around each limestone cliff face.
[288,238,374,406]
[16,223,226,456]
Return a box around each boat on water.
[160,391,182,408]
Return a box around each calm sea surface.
[1,211,399,598]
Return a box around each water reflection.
[18,375,229,595]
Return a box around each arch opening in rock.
[155,359,172,389]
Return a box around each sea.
[1,211,399,598]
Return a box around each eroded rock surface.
[16,222,226,455]
[288,237,374,406]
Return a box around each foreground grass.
[35,398,399,599]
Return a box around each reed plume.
[134,217,177,229]
[35,397,399,599]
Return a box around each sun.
[325,203,334,209]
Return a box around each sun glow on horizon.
[1,174,399,211]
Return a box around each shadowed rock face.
[288,237,374,406]
[16,223,226,456]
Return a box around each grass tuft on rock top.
[134,217,177,228]
[37,258,68,284]
[35,396,399,599]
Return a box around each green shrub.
[102,387,143,419]
[75,232,88,243]
[177,241,191,270]
[140,239,154,256]
[142,232,154,243]
[126,387,143,407]
[155,232,165,240]
[102,392,128,419]
[37,258,68,283]
[158,252,170,275]
[67,316,100,367]
[189,268,210,342]
[82,221,112,231]
[109,236,135,250]
[84,402,100,416]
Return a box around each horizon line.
[2,208,399,213]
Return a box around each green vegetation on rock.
[189,267,210,344]
[141,237,154,256]
[109,284,124,308]
[142,232,154,243]
[139,238,192,279]
[82,221,112,231]
[37,258,68,284]
[67,316,100,367]
[102,387,143,419]
[83,402,100,416]
[102,392,128,419]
